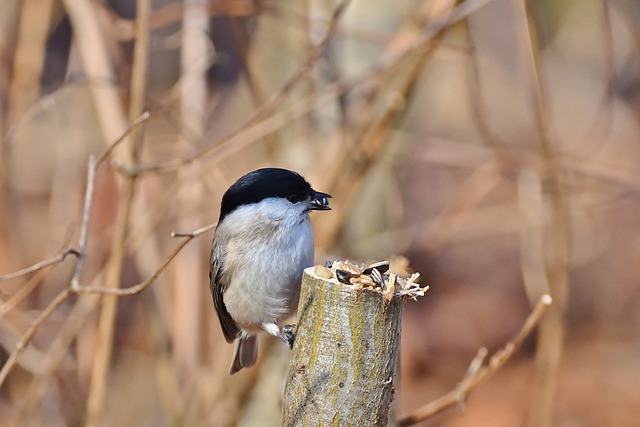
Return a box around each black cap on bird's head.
[219,168,331,221]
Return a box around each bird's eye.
[287,194,302,203]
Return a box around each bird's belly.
[223,225,313,330]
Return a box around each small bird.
[210,168,331,374]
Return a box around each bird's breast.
[223,216,314,328]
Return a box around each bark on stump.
[282,266,403,426]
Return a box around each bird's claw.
[282,324,297,349]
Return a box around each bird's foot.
[281,324,297,350]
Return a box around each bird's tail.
[230,335,258,375]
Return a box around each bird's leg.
[282,324,297,349]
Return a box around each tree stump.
[282,265,405,426]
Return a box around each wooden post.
[282,266,404,426]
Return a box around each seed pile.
[313,260,428,301]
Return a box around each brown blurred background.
[1,0,640,426]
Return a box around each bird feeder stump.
[282,265,405,427]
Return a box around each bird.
[209,168,331,374]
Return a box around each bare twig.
[462,347,488,383]
[399,295,553,426]
[70,155,96,290]
[170,222,217,238]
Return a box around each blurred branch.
[61,0,130,146]
[231,16,267,107]
[7,0,56,126]
[463,20,508,154]
[84,0,151,422]
[407,133,640,194]
[411,161,505,254]
[518,169,548,304]
[95,111,151,168]
[578,0,615,155]
[98,0,261,42]
[399,294,553,426]
[138,0,353,174]
[519,2,570,427]
[169,2,210,415]
[256,0,352,123]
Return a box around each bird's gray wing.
[210,244,240,343]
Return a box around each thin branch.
[462,347,488,383]
[170,222,217,238]
[70,155,96,290]
[0,248,79,283]
[73,222,216,296]
[399,294,552,426]
[0,269,52,320]
[94,111,151,168]
[0,288,71,390]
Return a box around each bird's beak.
[310,191,332,210]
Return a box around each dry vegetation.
[1,0,639,426]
